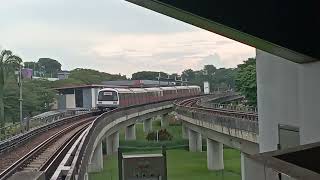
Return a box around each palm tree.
[0,50,22,131]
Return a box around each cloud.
[89,30,254,75]
[0,0,255,77]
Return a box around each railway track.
[175,96,258,121]
[0,116,96,180]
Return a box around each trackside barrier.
[0,109,91,141]
[0,111,95,155]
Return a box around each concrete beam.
[143,118,152,132]
[125,124,136,140]
[188,129,202,152]
[183,121,259,154]
[207,138,224,170]
[88,142,103,173]
[241,152,279,180]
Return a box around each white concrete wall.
[299,62,320,144]
[65,94,76,109]
[257,50,320,152]
[92,88,97,108]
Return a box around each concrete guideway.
[64,101,174,179]
[175,97,259,179]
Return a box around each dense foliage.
[132,65,236,91]
[146,129,173,141]
[132,71,168,80]
[0,50,22,129]
[25,58,61,77]
[235,58,257,105]
[4,77,55,122]
[182,66,236,91]
[50,68,127,88]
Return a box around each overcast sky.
[0,0,255,77]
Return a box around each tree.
[203,64,217,75]
[182,69,195,80]
[0,50,22,129]
[4,77,56,122]
[68,68,126,84]
[235,58,257,105]
[38,58,62,77]
[24,61,41,76]
[131,71,168,80]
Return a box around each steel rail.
[174,96,258,121]
[0,117,95,180]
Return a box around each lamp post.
[15,66,23,132]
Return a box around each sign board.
[122,154,165,180]
[204,81,210,94]
[103,92,113,96]
[119,147,167,180]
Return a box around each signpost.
[118,146,167,180]
[204,81,210,94]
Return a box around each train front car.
[97,88,120,111]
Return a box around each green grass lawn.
[90,118,241,180]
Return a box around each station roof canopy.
[126,0,319,63]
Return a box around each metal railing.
[0,111,94,155]
[175,105,259,133]
[196,93,258,113]
[199,102,258,113]
[0,109,91,141]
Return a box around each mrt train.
[97,86,201,110]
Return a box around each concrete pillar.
[143,118,152,132]
[182,124,189,139]
[88,142,103,172]
[84,172,89,180]
[113,131,119,153]
[188,129,202,152]
[106,135,113,156]
[125,124,136,140]
[106,131,120,155]
[161,114,169,127]
[241,152,278,180]
[196,132,202,152]
[207,138,224,170]
[102,138,107,155]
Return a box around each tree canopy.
[4,77,56,122]
[235,58,257,106]
[38,58,61,77]
[0,50,22,129]
[131,71,168,80]
[51,68,127,88]
[24,58,61,78]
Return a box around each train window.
[98,91,118,101]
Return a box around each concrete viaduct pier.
[175,98,259,176]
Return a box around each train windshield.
[98,91,118,101]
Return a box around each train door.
[75,88,83,108]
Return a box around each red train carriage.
[97,86,201,110]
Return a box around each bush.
[146,129,173,141]
[154,120,161,127]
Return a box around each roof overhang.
[126,0,319,63]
